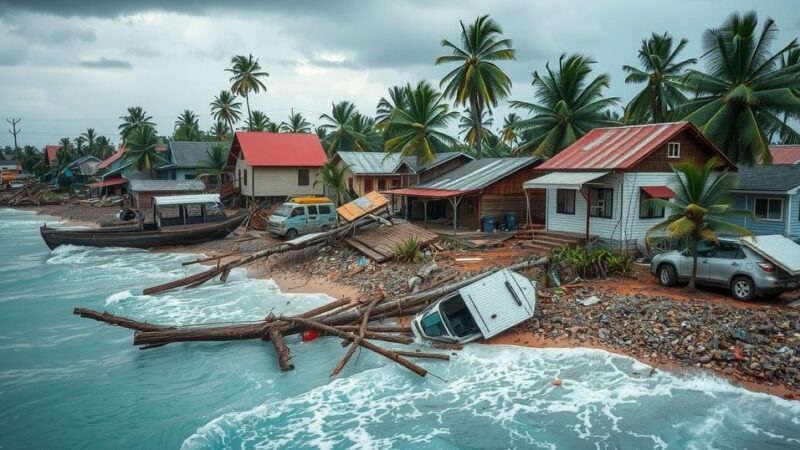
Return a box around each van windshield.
[273,205,293,217]
[420,311,447,337]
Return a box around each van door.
[289,206,306,233]
[305,205,318,232]
[317,204,336,229]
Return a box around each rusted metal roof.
[86,177,128,189]
[769,145,800,165]
[641,185,676,199]
[337,191,390,222]
[538,122,735,171]
[383,187,467,198]
[418,157,541,191]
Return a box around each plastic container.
[481,216,495,233]
[505,212,519,231]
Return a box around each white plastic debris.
[577,295,601,306]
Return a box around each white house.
[523,122,736,249]
[228,132,328,205]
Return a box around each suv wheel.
[285,228,298,240]
[658,264,678,287]
[731,276,755,301]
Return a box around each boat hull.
[40,213,248,250]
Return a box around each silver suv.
[650,238,800,301]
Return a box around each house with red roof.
[44,145,61,166]
[228,132,328,204]
[769,145,800,165]
[523,122,736,249]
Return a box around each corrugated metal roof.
[383,188,466,198]
[86,178,128,189]
[44,145,60,165]
[417,157,540,191]
[230,132,327,167]
[538,122,734,171]
[97,148,126,170]
[769,145,800,165]
[167,141,219,169]
[129,179,205,192]
[406,152,474,172]
[523,171,609,190]
[154,193,220,205]
[458,269,536,339]
[335,152,405,175]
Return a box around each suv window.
[712,242,743,259]
[307,205,318,215]
[695,241,715,257]
[318,205,331,214]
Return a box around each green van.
[267,199,338,239]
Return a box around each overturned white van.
[411,269,537,344]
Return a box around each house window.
[184,173,195,180]
[243,169,247,186]
[754,198,782,221]
[391,178,401,188]
[298,169,309,186]
[348,178,354,191]
[556,189,576,214]
[667,142,680,158]
[639,192,665,219]
[378,179,387,190]
[589,188,614,218]
[465,198,475,214]
[364,179,373,192]
[238,169,242,187]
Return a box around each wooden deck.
[344,221,439,262]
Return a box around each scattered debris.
[577,296,601,306]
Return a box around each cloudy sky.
[1,0,798,149]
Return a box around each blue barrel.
[481,216,495,233]
[505,212,519,231]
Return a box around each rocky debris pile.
[270,243,461,297]
[525,287,800,391]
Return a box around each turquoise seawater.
[1,207,799,449]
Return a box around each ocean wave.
[183,345,800,450]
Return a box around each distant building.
[228,132,327,205]
[44,145,61,167]
[769,145,800,165]
[159,140,221,181]
[728,164,800,240]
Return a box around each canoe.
[40,212,248,250]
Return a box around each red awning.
[641,185,676,199]
[87,178,128,189]
[383,188,467,198]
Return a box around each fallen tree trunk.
[267,327,294,371]
[181,251,239,266]
[282,316,427,378]
[393,350,450,360]
[143,214,386,295]
[73,308,175,332]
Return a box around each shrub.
[550,245,634,278]
[394,236,422,263]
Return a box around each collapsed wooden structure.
[74,257,548,376]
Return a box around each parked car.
[651,235,800,301]
[267,197,337,240]
[412,269,537,344]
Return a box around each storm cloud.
[78,57,132,69]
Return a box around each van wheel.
[658,264,678,287]
[285,229,298,240]
[731,276,755,301]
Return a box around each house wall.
[635,130,720,171]
[347,174,403,197]
[729,193,797,237]
[234,153,323,198]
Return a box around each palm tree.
[318,101,382,153]
[119,106,156,142]
[314,161,351,205]
[511,54,621,157]
[124,126,166,175]
[173,110,201,141]
[436,15,515,159]
[280,112,313,133]
[458,108,494,147]
[196,143,230,187]
[376,85,407,131]
[73,136,85,156]
[210,90,242,133]
[500,113,522,150]
[82,128,98,156]
[95,136,113,159]
[680,12,800,165]
[777,48,800,144]
[622,32,696,123]
[481,130,512,157]
[226,54,269,130]
[209,121,231,141]
[246,111,271,132]
[58,137,72,155]
[384,81,459,163]
[645,158,753,290]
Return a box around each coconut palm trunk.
[471,96,483,159]
[245,94,252,131]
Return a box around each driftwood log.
[267,327,294,371]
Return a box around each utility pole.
[7,118,21,152]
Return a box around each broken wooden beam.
[267,327,294,371]
[73,308,175,332]
[393,350,451,360]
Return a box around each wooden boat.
[40,194,248,250]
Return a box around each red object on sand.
[302,329,320,342]
[733,346,744,361]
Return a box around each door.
[289,206,306,233]
[305,205,319,232]
[680,240,714,281]
[705,241,745,286]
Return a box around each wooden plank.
[344,237,388,262]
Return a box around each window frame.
[639,192,665,219]
[555,189,576,215]
[363,179,374,192]
[377,178,387,191]
[243,168,247,186]
[667,142,680,159]
[753,197,783,221]
[589,187,614,219]
[297,169,310,186]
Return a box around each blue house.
[158,141,220,181]
[729,164,800,239]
